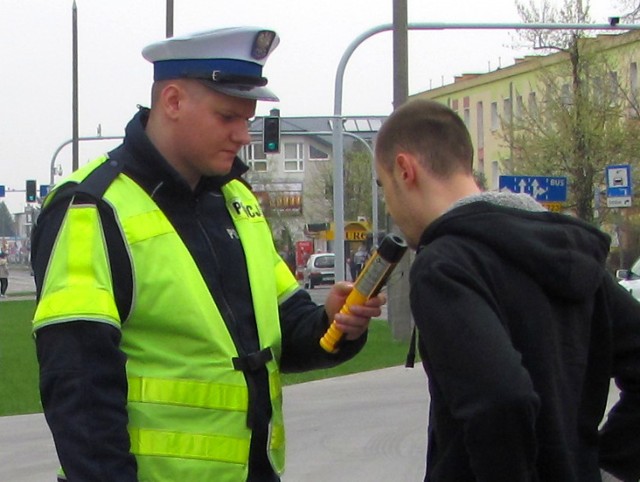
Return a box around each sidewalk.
[0,266,36,302]
[0,366,428,481]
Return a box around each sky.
[0,0,625,214]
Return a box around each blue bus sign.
[606,164,632,208]
[499,175,568,202]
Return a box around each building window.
[515,95,524,120]
[284,143,304,172]
[630,62,638,115]
[309,145,330,160]
[561,83,570,104]
[463,108,470,128]
[490,102,498,131]
[242,143,268,172]
[503,98,512,123]
[476,101,484,149]
[608,70,619,102]
[491,161,499,190]
[528,92,537,116]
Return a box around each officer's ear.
[157,82,185,120]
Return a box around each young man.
[374,98,640,482]
[31,27,383,482]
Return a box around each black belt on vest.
[232,347,274,372]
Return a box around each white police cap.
[142,26,280,101]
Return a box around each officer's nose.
[232,122,252,146]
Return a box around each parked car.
[303,253,335,289]
[616,257,640,301]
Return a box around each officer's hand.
[324,281,386,340]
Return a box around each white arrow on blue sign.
[0,185,4,197]
[499,175,568,202]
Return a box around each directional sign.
[606,164,632,208]
[499,175,568,202]
[40,184,50,198]
[0,185,4,197]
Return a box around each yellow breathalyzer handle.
[319,233,408,353]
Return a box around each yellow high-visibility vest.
[34,156,300,481]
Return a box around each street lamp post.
[49,136,124,186]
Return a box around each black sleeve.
[32,187,136,480]
[278,289,367,373]
[36,321,137,481]
[599,276,640,482]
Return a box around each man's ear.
[395,153,418,185]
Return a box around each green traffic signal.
[263,116,280,153]
[26,180,37,203]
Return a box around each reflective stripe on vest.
[33,156,299,480]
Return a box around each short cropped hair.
[375,99,474,177]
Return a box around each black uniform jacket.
[411,200,640,482]
[32,108,366,482]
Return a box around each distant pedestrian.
[0,252,8,297]
[353,244,368,278]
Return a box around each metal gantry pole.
[331,20,640,329]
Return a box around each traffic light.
[263,116,280,153]
[26,180,37,203]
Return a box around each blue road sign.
[499,175,568,202]
[606,164,632,208]
[40,184,50,198]
[606,164,632,197]
[0,185,4,197]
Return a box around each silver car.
[303,253,335,289]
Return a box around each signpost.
[605,164,632,208]
[499,175,568,203]
[39,184,50,198]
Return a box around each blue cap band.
[153,58,263,82]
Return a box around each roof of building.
[249,115,386,148]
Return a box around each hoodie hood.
[418,193,611,302]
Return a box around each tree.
[504,0,640,224]
[306,142,381,223]
[0,202,15,238]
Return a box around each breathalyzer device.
[319,233,408,353]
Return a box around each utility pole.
[72,0,79,172]
[388,0,413,341]
[166,0,174,38]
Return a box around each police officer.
[31,27,383,482]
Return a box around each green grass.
[0,300,41,415]
[0,300,411,416]
[281,320,410,385]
